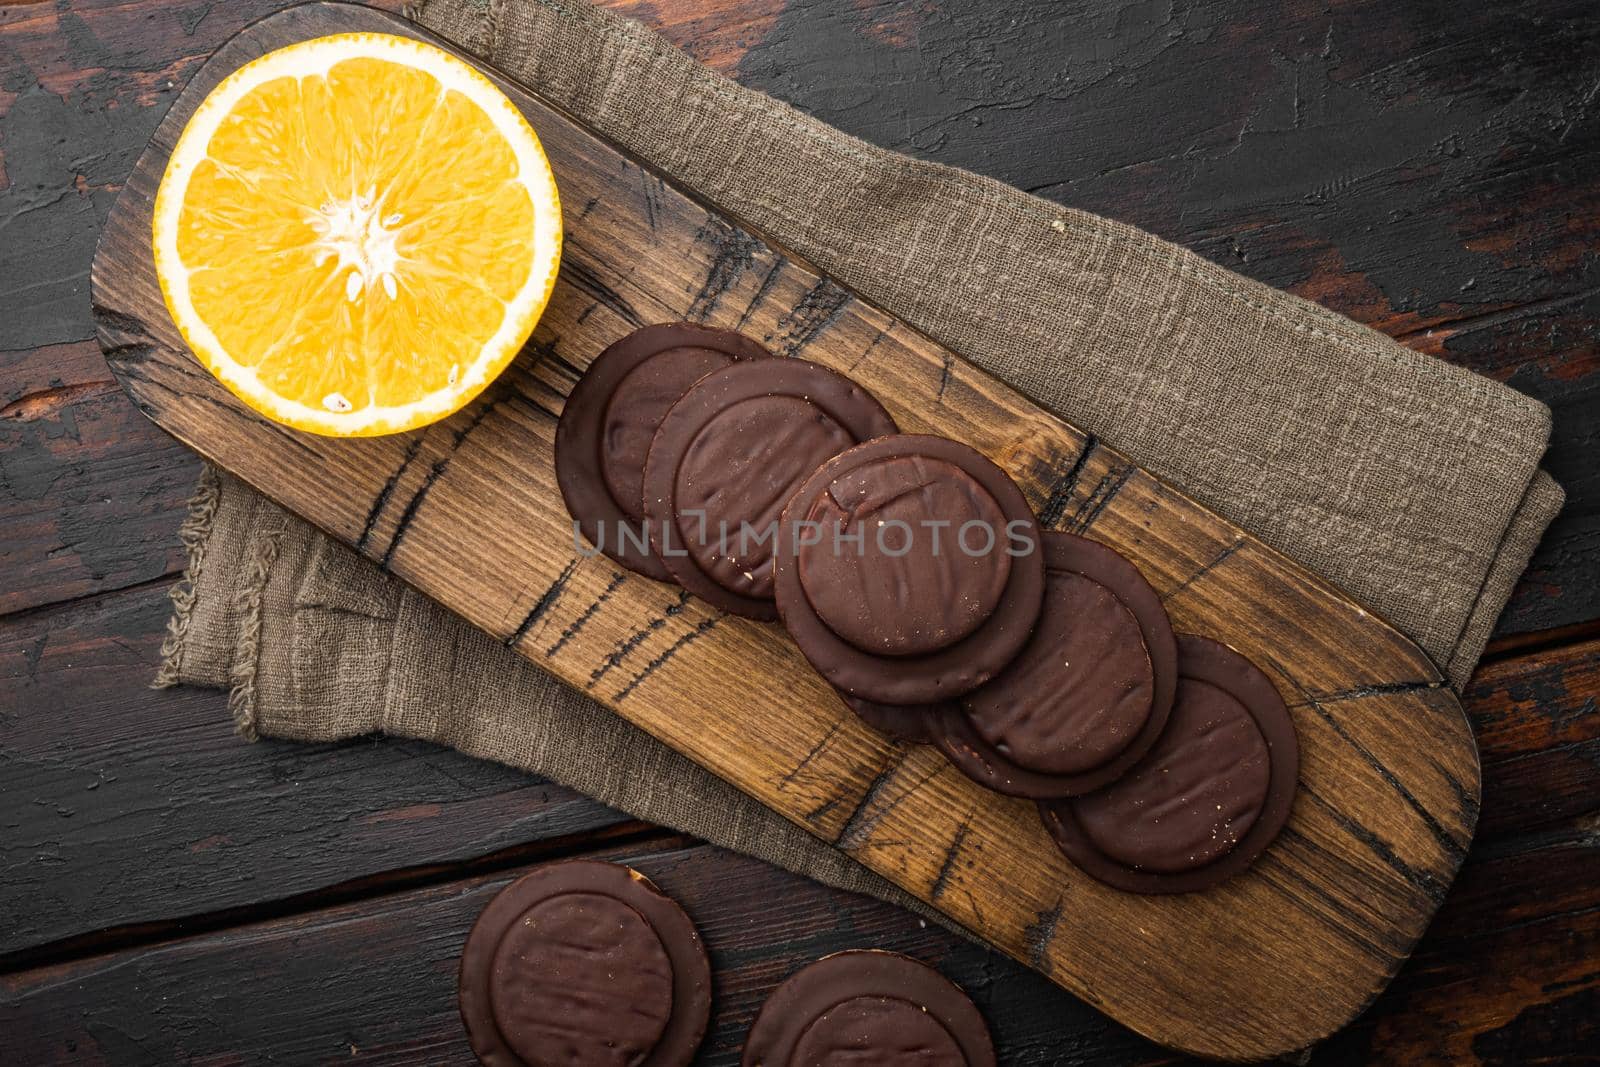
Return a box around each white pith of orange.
[152,32,562,437]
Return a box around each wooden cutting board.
[91,3,1480,1059]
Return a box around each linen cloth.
[156,0,1563,917]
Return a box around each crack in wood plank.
[1162,536,1248,603]
[545,571,627,657]
[611,614,720,702]
[1036,434,1097,529]
[505,558,581,648]
[356,437,423,553]
[1268,655,1471,862]
[930,814,974,902]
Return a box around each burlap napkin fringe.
[152,463,222,690]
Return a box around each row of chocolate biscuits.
[557,323,1300,896]
[460,858,995,1066]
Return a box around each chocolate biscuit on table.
[742,950,995,1067]
[459,859,710,1067]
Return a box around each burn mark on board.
[687,219,762,321]
[546,571,628,657]
[357,437,424,553]
[778,719,845,790]
[560,255,645,328]
[506,558,581,648]
[589,590,693,687]
[846,327,889,373]
[1161,536,1247,603]
[936,352,955,401]
[836,756,944,851]
[377,391,503,570]
[1299,785,1452,907]
[612,615,721,702]
[736,257,787,330]
[1271,826,1413,961]
[1266,653,1470,862]
[769,278,850,357]
[639,169,662,233]
[1023,900,1064,972]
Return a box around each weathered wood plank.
[87,5,1483,1056]
[0,581,634,959]
[3,822,1595,1065]
[1,0,1594,1060]
[1465,637,1600,840]
[0,839,1179,1067]
[2,590,1589,977]
[0,364,197,615]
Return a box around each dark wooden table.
[2,1,1595,1062]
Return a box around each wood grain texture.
[736,0,1599,636]
[4,808,1594,1067]
[6,0,1592,633]
[0,839,1179,1067]
[2,0,1594,1062]
[86,4,1481,1058]
[0,581,636,962]
[2,644,1596,1067]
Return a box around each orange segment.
[152,33,562,436]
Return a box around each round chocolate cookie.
[556,323,773,581]
[838,690,947,744]
[773,435,1045,704]
[799,455,1011,656]
[741,950,994,1067]
[933,533,1178,799]
[1039,635,1300,894]
[641,358,896,619]
[459,859,711,1067]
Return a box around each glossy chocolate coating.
[934,533,1176,798]
[774,435,1045,705]
[642,358,896,619]
[1074,679,1269,872]
[488,892,673,1066]
[963,569,1151,774]
[741,950,994,1067]
[1039,634,1300,894]
[797,455,1011,657]
[793,998,967,1066]
[459,860,711,1067]
[556,323,773,581]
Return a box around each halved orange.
[152,33,562,437]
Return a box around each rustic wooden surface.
[0,0,1594,1063]
[87,1,1484,1058]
